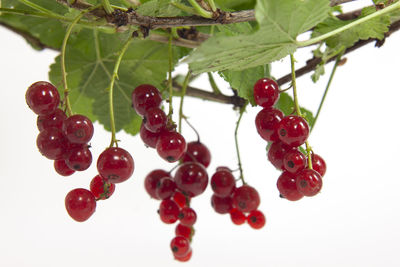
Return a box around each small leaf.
[275,93,315,129]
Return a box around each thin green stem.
[108,36,133,147]
[207,72,221,95]
[18,0,53,15]
[187,0,213,18]
[235,103,248,185]
[101,0,114,14]
[298,1,400,47]
[178,70,191,134]
[167,33,174,118]
[206,0,217,11]
[171,2,197,15]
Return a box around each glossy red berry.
[174,249,192,262]
[175,223,192,239]
[216,166,231,172]
[54,159,75,176]
[283,150,306,174]
[132,84,162,116]
[159,199,180,224]
[37,108,67,132]
[277,171,303,201]
[26,81,60,115]
[139,123,160,148]
[156,131,187,162]
[247,210,266,229]
[210,170,236,197]
[268,142,296,170]
[179,207,197,226]
[182,141,211,168]
[255,107,284,142]
[90,175,116,200]
[65,188,96,222]
[230,208,246,225]
[295,169,323,197]
[36,128,67,160]
[170,236,191,257]
[97,147,134,184]
[277,115,309,147]
[144,169,170,199]
[156,177,177,200]
[232,185,260,213]
[143,107,167,133]
[253,78,280,108]
[65,146,92,171]
[211,194,232,214]
[63,114,94,144]
[174,162,208,197]
[310,154,327,177]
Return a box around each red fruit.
[26,81,60,115]
[182,141,211,168]
[283,150,306,174]
[277,115,309,147]
[65,188,96,222]
[131,84,162,116]
[295,169,323,197]
[159,199,180,224]
[211,194,232,214]
[231,185,260,213]
[178,207,197,226]
[63,114,94,144]
[255,108,284,142]
[210,170,236,197]
[277,171,303,201]
[172,191,188,208]
[216,166,231,172]
[90,175,116,200]
[253,78,280,108]
[156,177,177,200]
[54,159,75,176]
[37,108,67,132]
[97,147,134,184]
[174,162,208,197]
[144,169,170,199]
[170,236,191,257]
[65,146,92,171]
[247,210,266,229]
[143,107,167,133]
[310,154,327,177]
[139,123,160,148]
[175,223,192,239]
[36,128,67,160]
[268,142,296,170]
[174,249,192,262]
[230,208,246,225]
[156,131,187,162]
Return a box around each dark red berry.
[156,177,177,200]
[173,191,188,208]
[65,146,92,171]
[175,223,192,239]
[210,170,236,197]
[255,108,284,142]
[310,154,327,177]
[211,194,232,214]
[144,169,170,199]
[295,169,323,197]
[182,141,211,168]
[143,107,167,133]
[90,175,116,200]
[170,236,191,257]
[283,150,306,173]
[179,207,197,226]
[159,199,180,224]
[37,108,67,132]
[97,147,134,184]
[253,78,280,108]
[36,128,67,160]
[63,114,94,144]
[216,166,231,172]
[54,159,75,176]
[139,123,160,148]
[268,142,296,170]
[174,162,208,197]
[247,210,266,229]
[26,81,60,115]
[231,185,260,213]
[277,171,303,201]
[156,131,187,162]
[230,208,246,225]
[174,249,192,262]
[65,188,96,222]
[277,116,309,147]
[131,84,162,116]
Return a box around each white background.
[1,2,400,266]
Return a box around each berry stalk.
[179,71,191,133]
[187,0,213,18]
[235,103,248,185]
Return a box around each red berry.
[174,162,208,197]
[144,169,170,199]
[131,84,162,116]
[63,114,94,144]
[230,208,246,225]
[277,115,309,147]
[156,177,177,200]
[54,159,75,176]
[159,199,180,224]
[170,236,191,257]
[277,171,303,201]
[253,78,280,108]
[182,141,211,168]
[90,175,116,200]
[172,191,188,208]
[26,81,60,115]
[268,142,296,170]
[231,185,260,213]
[255,107,284,142]
[247,210,266,229]
[295,169,323,197]
[65,146,92,171]
[65,188,96,222]
[211,194,232,214]
[283,150,306,174]
[139,123,160,148]
[156,131,187,162]
[175,223,192,239]
[178,207,197,226]
[36,128,67,160]
[143,107,167,133]
[37,108,67,132]
[97,147,134,184]
[174,249,192,262]
[310,154,327,177]
[210,170,236,197]
[216,166,231,172]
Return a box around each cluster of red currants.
[143,141,211,261]
[254,78,326,201]
[132,84,187,162]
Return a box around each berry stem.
[234,103,248,185]
[167,33,174,118]
[170,2,197,15]
[207,73,221,95]
[183,117,200,143]
[101,0,114,14]
[187,0,213,18]
[205,0,217,12]
[108,35,133,147]
[178,70,192,133]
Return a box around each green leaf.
[188,0,330,74]
[137,0,182,16]
[215,0,256,10]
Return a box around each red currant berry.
[247,210,266,229]
[232,185,260,213]
[97,147,134,184]
[65,188,96,222]
[211,194,232,214]
[65,146,92,171]
[255,107,284,142]
[268,142,296,170]
[277,171,303,201]
[156,131,187,162]
[26,81,60,115]
[216,166,231,172]
[54,159,75,176]
[174,249,192,262]
[174,162,208,197]
[63,114,94,144]
[159,199,180,224]
[182,141,211,168]
[253,78,279,108]
[277,116,309,147]
[143,107,167,133]
[210,170,236,197]
[144,169,170,199]
[156,177,177,200]
[131,84,162,116]
[36,128,67,160]
[37,108,67,132]
[175,223,192,239]
[295,169,323,197]
[90,175,116,200]
[230,208,246,225]
[170,236,191,257]
[178,207,197,227]
[310,154,327,177]
[283,150,306,174]
[173,191,188,208]
[139,123,160,148]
